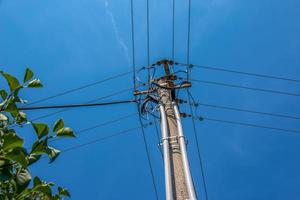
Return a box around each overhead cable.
[26,70,133,106]
[176,63,300,83]
[52,123,152,155]
[7,122,152,168]
[130,0,136,89]
[146,0,151,82]
[186,90,209,200]
[30,87,135,122]
[186,0,192,65]
[130,1,159,199]
[171,0,175,71]
[50,113,137,142]
[195,102,300,120]
[20,100,137,111]
[190,79,300,97]
[198,116,300,134]
[61,124,152,153]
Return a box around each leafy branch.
[0,68,74,200]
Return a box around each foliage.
[0,68,74,200]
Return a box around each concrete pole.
[173,103,197,200]
[157,78,189,200]
[159,104,174,200]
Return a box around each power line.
[146,0,151,82]
[144,5,160,197]
[26,70,133,106]
[176,63,300,83]
[20,100,136,111]
[130,0,136,89]
[130,1,158,199]
[29,87,134,122]
[186,0,192,65]
[171,0,175,71]
[50,113,137,142]
[186,90,209,200]
[198,116,300,134]
[184,5,208,198]
[61,122,153,153]
[195,102,300,120]
[190,79,300,97]
[137,114,159,200]
[6,122,152,168]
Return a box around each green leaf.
[0,89,8,100]
[15,111,27,124]
[28,154,41,165]
[0,159,6,167]
[5,100,18,116]
[47,146,60,163]
[5,148,27,167]
[0,113,8,121]
[33,177,42,187]
[16,169,31,187]
[34,184,52,197]
[0,171,10,182]
[2,132,24,151]
[31,140,47,155]
[13,95,27,104]
[52,195,62,200]
[0,71,21,91]
[27,79,43,88]
[32,123,49,139]
[19,111,26,118]
[6,102,16,111]
[0,165,12,182]
[53,119,64,132]
[24,68,34,82]
[56,127,75,138]
[58,187,71,197]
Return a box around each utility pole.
[135,60,197,200]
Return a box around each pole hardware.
[134,60,197,200]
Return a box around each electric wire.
[50,113,137,142]
[61,122,153,154]
[193,64,300,83]
[130,1,159,198]
[4,121,151,168]
[190,79,300,97]
[171,0,175,71]
[187,90,209,200]
[198,116,300,134]
[185,2,208,198]
[20,100,137,111]
[130,0,137,89]
[145,2,163,195]
[30,87,134,122]
[137,114,159,200]
[186,0,192,66]
[146,0,151,82]
[195,102,300,120]
[25,70,133,106]
[177,63,300,83]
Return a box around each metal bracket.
[159,135,188,146]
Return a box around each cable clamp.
[180,113,192,118]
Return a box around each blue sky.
[1,0,300,199]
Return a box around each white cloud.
[104,0,130,64]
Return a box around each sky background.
[1,0,300,199]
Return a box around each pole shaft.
[158,79,189,200]
[160,105,174,200]
[173,103,197,200]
